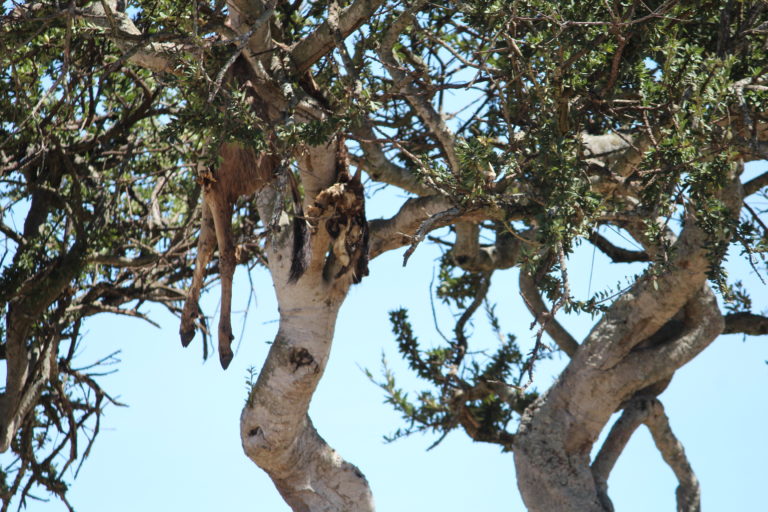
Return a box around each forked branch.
[645,400,701,512]
[591,398,700,512]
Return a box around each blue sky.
[4,161,767,511]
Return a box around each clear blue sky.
[4,162,767,512]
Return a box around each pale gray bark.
[238,145,374,511]
[591,400,650,512]
[351,124,433,196]
[292,0,386,74]
[645,400,701,512]
[513,167,742,510]
[590,397,701,512]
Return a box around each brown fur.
[180,137,364,369]
[306,141,369,284]
[180,143,279,369]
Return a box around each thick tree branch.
[608,288,723,414]
[291,0,385,74]
[743,171,768,196]
[295,138,341,277]
[0,333,60,453]
[580,132,631,166]
[237,140,374,511]
[241,321,374,511]
[591,398,701,512]
[514,172,741,511]
[451,222,480,265]
[369,193,531,262]
[77,2,182,73]
[583,174,741,370]
[225,0,275,58]
[727,77,768,161]
[449,226,527,272]
[723,312,768,336]
[609,128,658,178]
[1,238,87,452]
[368,195,455,259]
[350,124,431,195]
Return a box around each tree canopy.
[1,1,767,510]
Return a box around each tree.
[1,1,767,510]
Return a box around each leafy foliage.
[1,0,767,509]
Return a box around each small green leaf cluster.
[376,297,536,449]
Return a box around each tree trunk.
[238,146,375,511]
[240,300,374,511]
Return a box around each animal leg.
[180,201,217,347]
[208,194,236,369]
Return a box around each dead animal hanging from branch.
[179,143,309,369]
[306,140,369,284]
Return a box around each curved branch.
[519,272,580,357]
[453,272,491,366]
[241,169,374,510]
[76,2,182,73]
[368,193,529,262]
[292,0,385,74]
[367,195,455,259]
[610,287,724,395]
[350,124,431,195]
[591,400,650,512]
[589,232,649,263]
[514,172,741,510]
[591,398,701,512]
[584,173,741,370]
[241,325,374,511]
[644,400,701,512]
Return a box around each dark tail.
[288,171,311,283]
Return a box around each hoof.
[219,350,233,370]
[180,327,195,347]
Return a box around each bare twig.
[402,206,460,266]
[519,271,579,357]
